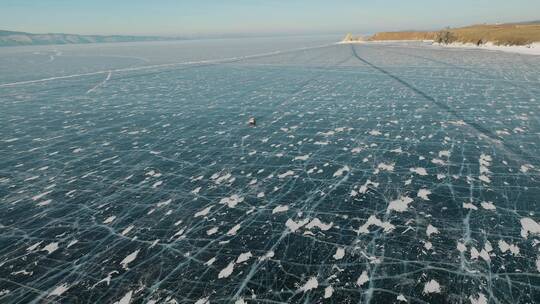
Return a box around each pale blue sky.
[1,0,539,36]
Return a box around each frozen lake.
[1,37,540,303]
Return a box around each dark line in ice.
[349,44,534,162]
[350,45,496,139]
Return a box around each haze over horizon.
[2,0,540,37]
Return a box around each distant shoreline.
[431,41,540,56]
[0,30,184,47]
[366,22,540,46]
[338,40,540,56]
[340,21,540,55]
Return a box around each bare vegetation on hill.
[449,23,540,45]
[368,22,540,46]
[435,31,457,44]
[369,31,436,41]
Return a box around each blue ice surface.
[0,36,540,303]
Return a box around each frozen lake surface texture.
[1,37,540,303]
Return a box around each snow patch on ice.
[227,224,242,236]
[423,279,441,294]
[463,202,478,210]
[218,262,235,279]
[195,206,213,218]
[236,252,252,263]
[48,283,70,297]
[42,242,59,254]
[219,194,244,208]
[285,218,309,232]
[272,205,289,214]
[194,297,210,304]
[324,286,334,298]
[520,217,540,239]
[357,215,395,234]
[356,271,369,287]
[333,247,345,260]
[120,249,140,270]
[299,277,318,292]
[410,167,428,176]
[113,291,133,304]
[387,196,414,213]
[426,224,439,237]
[417,189,431,200]
[305,218,333,231]
[480,201,496,210]
[333,166,350,177]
